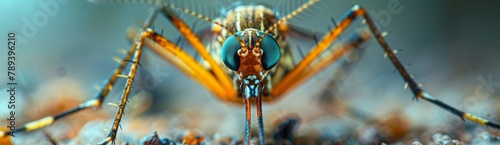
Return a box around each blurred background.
[1,0,500,144]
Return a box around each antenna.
[255,0,318,52]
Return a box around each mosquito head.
[221,28,281,81]
[219,0,318,81]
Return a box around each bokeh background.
[1,0,500,144]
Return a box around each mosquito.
[2,0,500,144]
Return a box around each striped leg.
[0,27,140,142]
[98,7,162,145]
[272,5,500,129]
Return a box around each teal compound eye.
[259,34,280,70]
[221,35,241,71]
[221,33,281,71]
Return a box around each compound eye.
[259,34,280,70]
[221,35,241,71]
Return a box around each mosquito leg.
[0,37,139,140]
[272,6,373,97]
[128,4,239,103]
[272,3,500,129]
[159,5,236,99]
[292,5,500,129]
[271,26,373,101]
[316,15,374,121]
[314,34,373,122]
[98,30,149,145]
[354,5,500,129]
[96,7,162,145]
[128,28,232,101]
